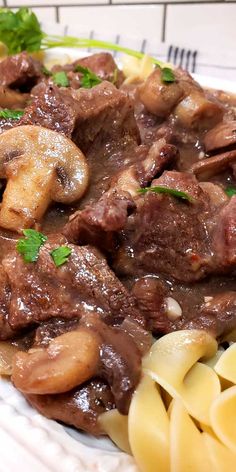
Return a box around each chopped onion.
[165,297,182,321]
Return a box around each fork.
[167,46,198,73]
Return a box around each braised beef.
[52,52,124,89]
[114,171,214,282]
[21,81,139,152]
[19,83,79,136]
[2,239,143,331]
[176,292,236,338]
[212,195,236,272]
[0,266,16,339]
[26,379,115,436]
[0,52,42,91]
[63,139,178,246]
[131,276,169,332]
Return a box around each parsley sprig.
[50,246,72,267]
[16,229,47,263]
[0,7,43,55]
[139,185,193,202]
[0,8,175,84]
[52,70,69,87]
[161,67,175,83]
[16,229,72,266]
[75,65,102,88]
[0,109,24,120]
[225,187,236,197]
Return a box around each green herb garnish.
[0,8,175,84]
[75,64,102,88]
[16,229,47,263]
[52,71,69,87]
[0,7,43,55]
[50,246,72,267]
[0,109,24,120]
[225,187,236,197]
[161,67,175,83]
[138,185,193,202]
[42,65,52,76]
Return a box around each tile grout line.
[162,3,167,42]
[6,1,236,8]
[55,5,60,22]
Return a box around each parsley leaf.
[75,65,102,89]
[0,7,43,55]
[138,185,193,202]
[16,229,47,263]
[161,67,175,83]
[52,71,69,87]
[50,246,72,267]
[0,109,24,120]
[225,187,236,197]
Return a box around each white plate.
[0,47,235,472]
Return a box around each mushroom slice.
[204,121,236,153]
[190,150,236,180]
[174,91,223,130]
[0,126,89,231]
[12,329,100,394]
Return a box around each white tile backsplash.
[7,0,86,5]
[166,3,236,55]
[59,5,164,43]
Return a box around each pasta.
[142,330,220,425]
[121,54,154,84]
[100,330,236,471]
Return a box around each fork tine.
[167,46,198,73]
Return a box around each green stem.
[41,34,163,67]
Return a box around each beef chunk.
[70,81,139,155]
[63,139,178,246]
[21,81,139,152]
[75,52,124,85]
[2,240,143,330]
[177,292,236,338]
[26,379,115,436]
[52,52,124,89]
[0,52,42,91]
[0,266,16,340]
[19,83,79,136]
[131,276,169,332]
[212,195,236,272]
[63,190,135,249]
[114,171,213,282]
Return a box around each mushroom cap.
[190,150,236,180]
[0,125,89,204]
[204,121,236,153]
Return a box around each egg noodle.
[100,330,236,471]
